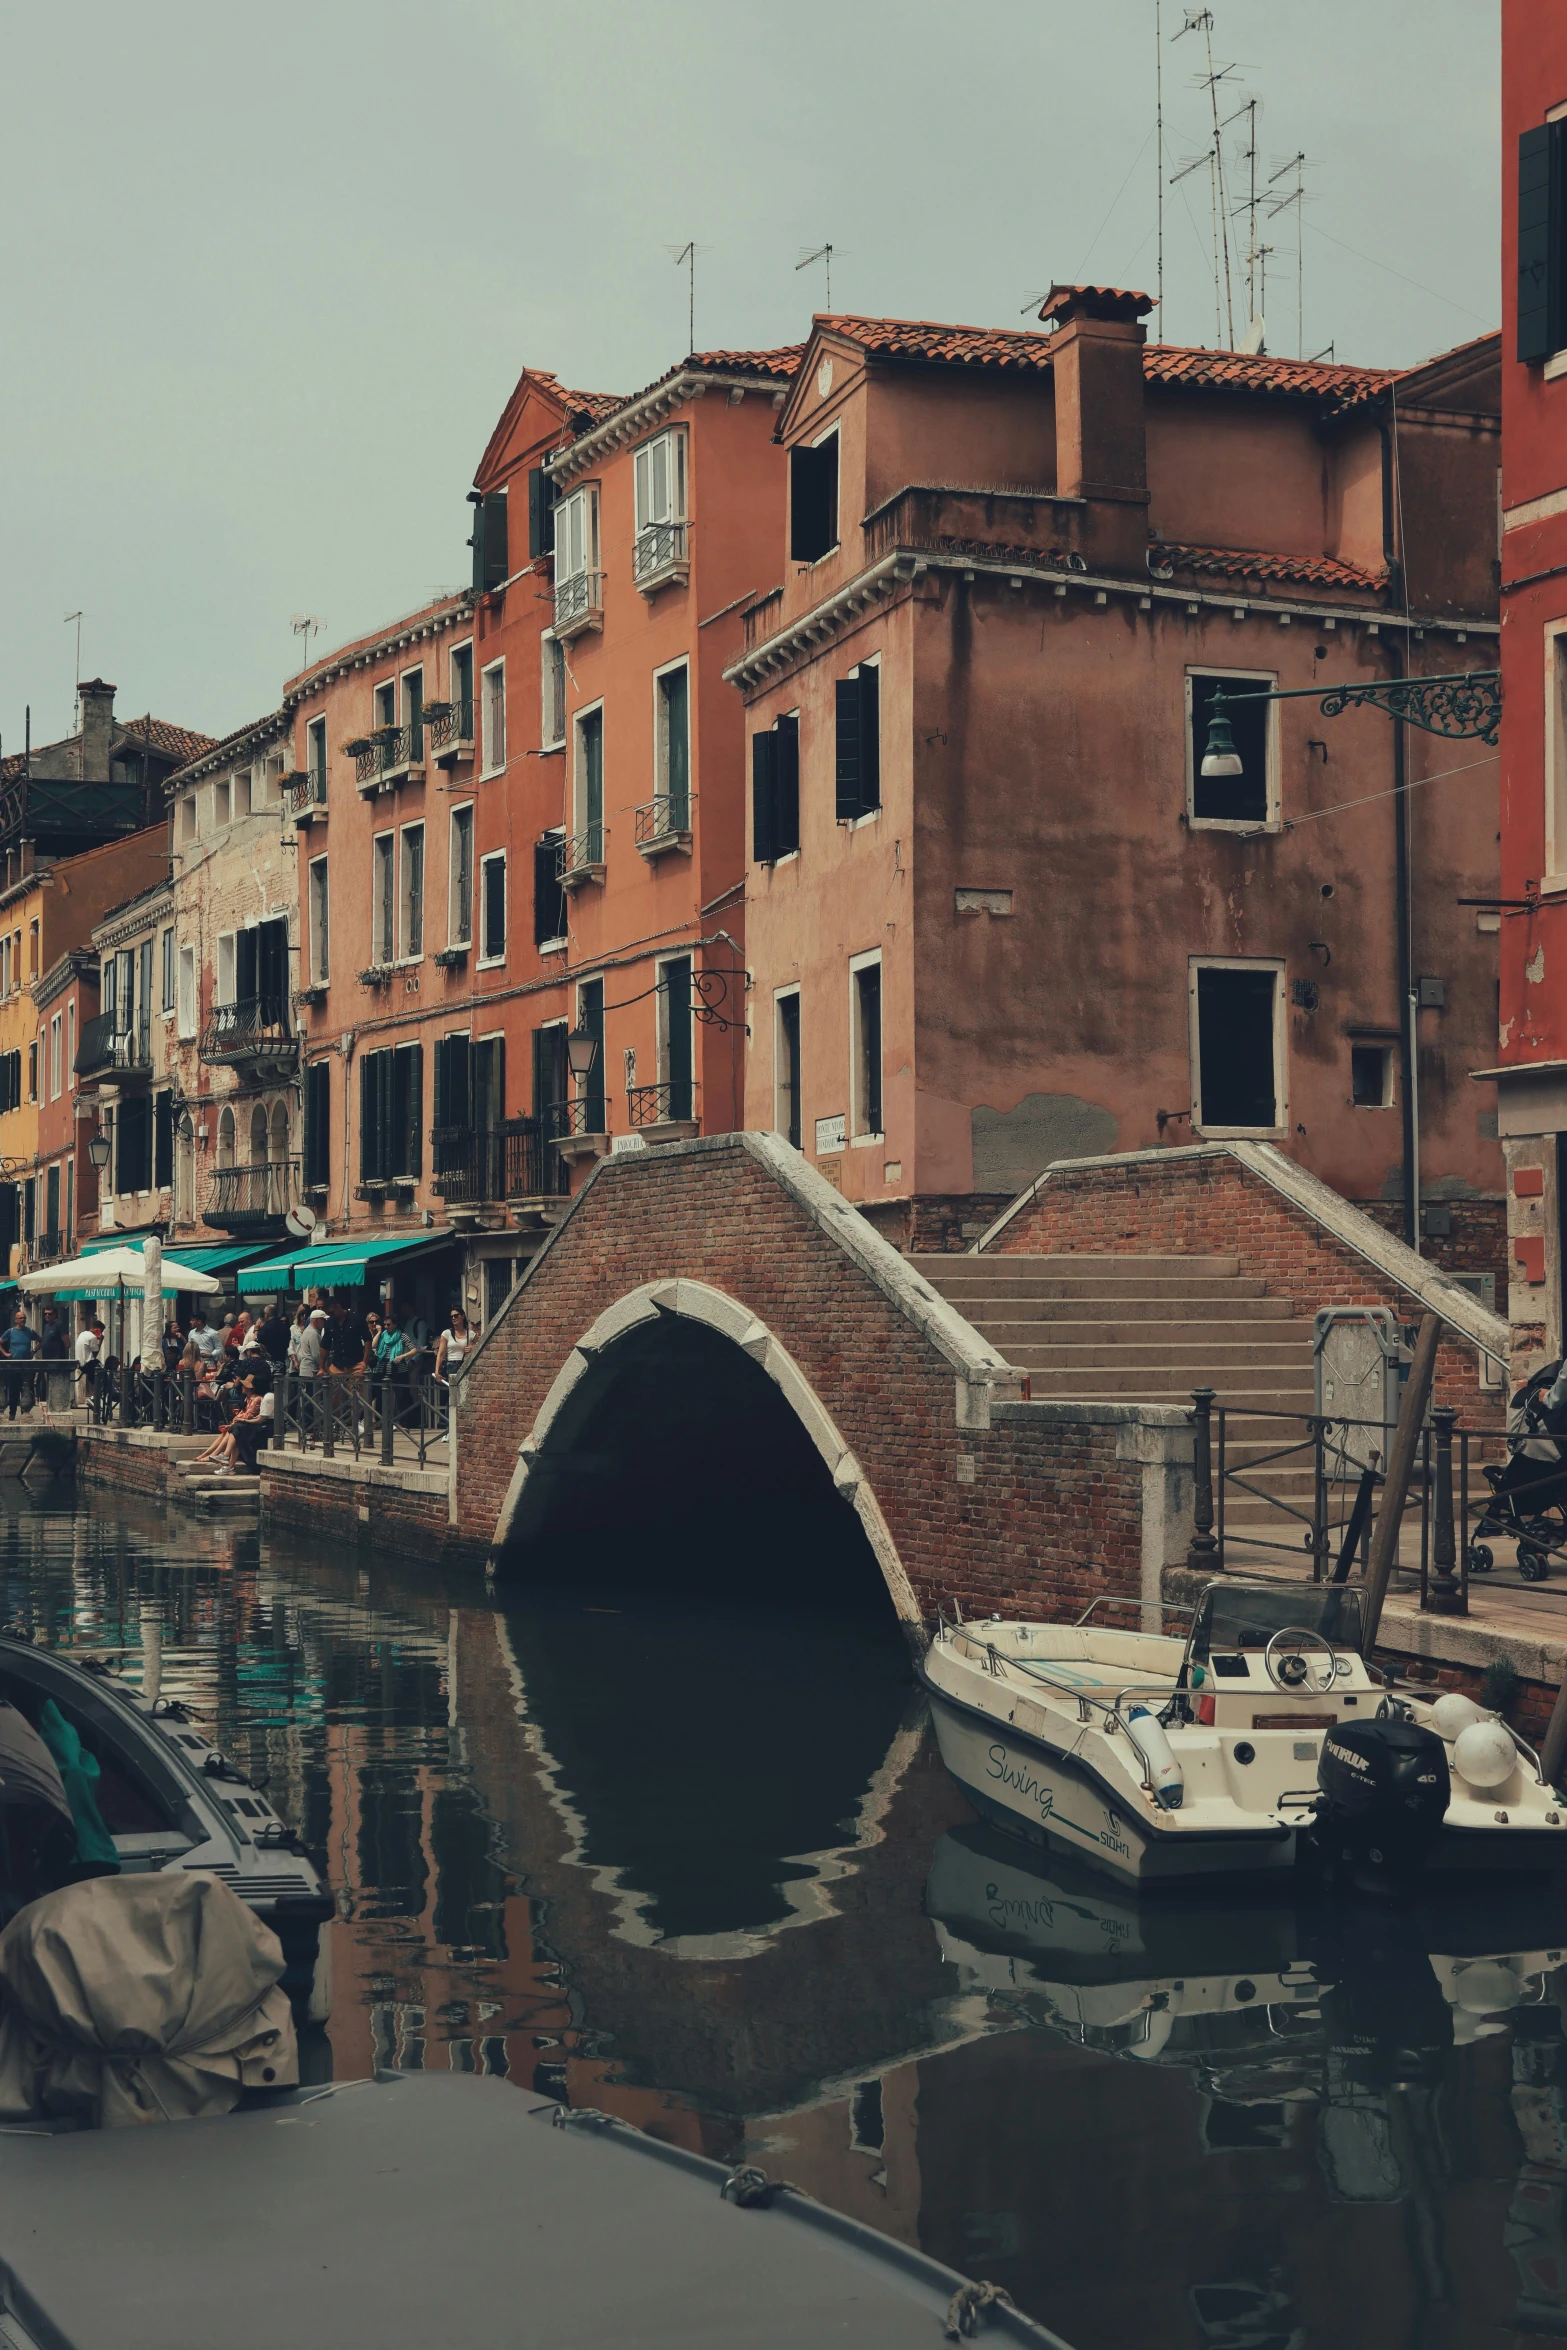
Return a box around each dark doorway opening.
[1196,966,1278,1130]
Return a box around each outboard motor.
[1313,1716,1450,1891]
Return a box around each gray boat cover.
[0,1872,296,2127]
[0,1700,72,1824]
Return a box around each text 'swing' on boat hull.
[0,2074,1079,2350]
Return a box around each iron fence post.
[1311,1415,1328,1583]
[181,1370,195,1435]
[150,1367,163,1431]
[381,1380,394,1466]
[1426,1404,1463,1614]
[321,1375,335,1458]
[273,1369,287,1450]
[1188,1388,1218,1570]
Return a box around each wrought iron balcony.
[632,521,689,593]
[634,794,694,856]
[553,567,605,639]
[627,1081,697,1129]
[198,993,296,1069]
[502,1115,571,1200]
[431,1126,505,1205]
[346,725,420,790]
[74,1011,151,1081]
[206,1156,302,1232]
[283,764,329,819]
[425,699,474,760]
[559,824,605,886]
[548,1094,608,1143]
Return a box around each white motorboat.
[920,1578,1567,1888]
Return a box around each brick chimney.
[1039,286,1152,565]
[76,679,116,784]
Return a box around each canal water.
[6,1488,1567,2350]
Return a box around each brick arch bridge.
[450,1133,1173,1627]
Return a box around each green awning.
[238,1234,454,1295]
[49,1238,271,1302]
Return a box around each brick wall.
[990,1153,1503,1427]
[1357,1197,1508,1299]
[259,1460,449,1563]
[453,1136,1147,1620]
[77,1428,175,1501]
[858,1194,1017,1254]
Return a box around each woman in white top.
[434,1309,469,1389]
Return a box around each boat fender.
[1452,1720,1517,1792]
[1429,1692,1486,1742]
[1125,1705,1185,1809]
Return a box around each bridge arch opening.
[492,1305,906,1617]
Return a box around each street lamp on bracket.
[1200,668,1502,776]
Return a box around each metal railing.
[431,1127,505,1204]
[502,1115,570,1199]
[554,568,604,633]
[283,764,328,815]
[425,699,474,754]
[560,824,605,878]
[349,725,420,787]
[633,794,693,847]
[1187,1389,1517,1617]
[632,521,688,586]
[626,1082,696,1128]
[74,1011,151,1077]
[206,1157,301,1227]
[199,994,294,1066]
[85,1361,449,1470]
[546,1094,606,1142]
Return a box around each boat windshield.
[1189,1583,1364,1665]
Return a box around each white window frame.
[655,951,695,1090]
[176,946,196,1040]
[234,767,252,819]
[572,699,605,842]
[213,776,231,828]
[48,1013,61,1102]
[372,831,396,966]
[306,715,328,796]
[401,664,424,724]
[160,926,175,1015]
[848,947,884,1143]
[1544,619,1567,889]
[449,638,475,722]
[793,422,841,565]
[1184,666,1281,832]
[653,656,691,808]
[372,678,396,734]
[773,985,801,1141]
[308,855,330,986]
[67,998,76,1092]
[398,821,426,963]
[634,429,687,531]
[216,931,236,1007]
[1350,1039,1397,1109]
[179,793,197,843]
[541,634,567,751]
[449,805,474,948]
[1188,956,1288,1138]
[554,486,599,586]
[478,850,507,970]
[481,659,506,777]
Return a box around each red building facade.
[1497,1,1567,1375]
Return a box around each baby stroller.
[1473,1357,1567,1581]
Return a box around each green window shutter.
[1519,123,1558,363]
[775,716,800,856]
[528,467,555,559]
[305,1061,330,1190]
[752,731,777,864]
[857,666,880,813]
[835,675,863,820]
[467,491,485,597]
[154,1091,173,1189]
[402,1043,424,1177]
[483,492,509,591]
[360,1051,380,1184]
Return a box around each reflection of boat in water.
[927,1820,1567,2201]
[497,1590,921,1958]
[922,1580,1567,1887]
[0,1634,332,2017]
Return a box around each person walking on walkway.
[3,1311,38,1421]
[73,1318,101,1410]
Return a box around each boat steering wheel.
[1263,1625,1337,1696]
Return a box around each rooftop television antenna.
[796,244,841,310]
[1266,151,1312,358]
[63,611,83,736]
[1175,9,1243,348]
[291,614,326,671]
[665,242,712,357]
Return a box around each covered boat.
[920,1578,1567,1888]
[0,1635,331,2017]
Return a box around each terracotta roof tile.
[558,385,626,423]
[0,715,216,786]
[814,313,1395,411]
[1157,542,1387,593]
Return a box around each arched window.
[269,1099,289,1161]
[249,1103,269,1164]
[216,1105,235,1169]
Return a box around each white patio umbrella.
[16,1248,221,1296]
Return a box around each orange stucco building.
[729,292,1506,1267]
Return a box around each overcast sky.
[0,0,1499,756]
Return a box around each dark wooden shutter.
[534,834,566,945]
[401,1043,423,1177]
[305,1060,330,1189]
[467,491,485,596]
[483,492,509,591]
[258,919,289,1012]
[835,676,863,820]
[476,1036,504,1129]
[236,927,259,1004]
[528,467,555,558]
[360,1051,382,1184]
[1519,123,1559,363]
[789,440,839,562]
[484,858,506,960]
[752,731,778,864]
[775,716,800,855]
[154,1090,173,1189]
